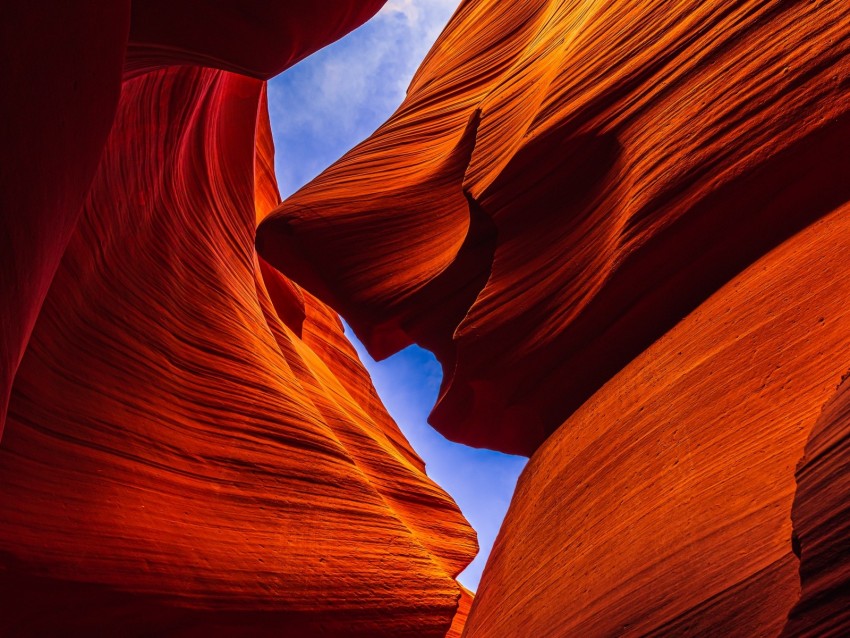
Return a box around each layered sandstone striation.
[463,206,850,636]
[0,3,476,635]
[1,0,389,441]
[782,373,850,637]
[446,586,474,638]
[5,0,850,635]
[257,0,850,636]
[260,0,850,457]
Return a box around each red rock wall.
[0,0,388,442]
[0,2,130,436]
[781,373,850,637]
[0,3,476,635]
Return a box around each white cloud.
[380,0,422,25]
[267,0,461,196]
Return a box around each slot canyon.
[1,1,850,636]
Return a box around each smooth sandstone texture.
[6,0,850,636]
[463,206,850,637]
[256,4,850,631]
[0,0,387,441]
[260,0,850,456]
[3,2,479,634]
[0,60,474,638]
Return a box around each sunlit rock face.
[463,207,850,637]
[0,3,477,635]
[257,0,850,635]
[260,0,850,457]
[446,586,474,638]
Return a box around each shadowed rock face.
[127,0,389,78]
[782,373,850,638]
[0,2,130,438]
[0,3,477,635]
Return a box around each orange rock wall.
[6,0,850,635]
[464,206,850,637]
[0,62,474,636]
[256,0,850,635]
[0,3,476,635]
[446,586,473,638]
[260,0,850,456]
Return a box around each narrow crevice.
[779,367,850,637]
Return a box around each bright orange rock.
[260,0,850,457]
[7,0,850,634]
[464,206,850,637]
[446,586,473,638]
[257,1,850,633]
[0,60,474,636]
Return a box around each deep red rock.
[127,1,387,78]
[0,2,129,437]
[782,373,850,637]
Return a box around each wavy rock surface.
[781,373,850,637]
[257,0,850,635]
[0,4,477,634]
[260,0,850,456]
[0,0,387,443]
[6,0,850,635]
[463,205,850,637]
[0,63,474,635]
[0,2,129,436]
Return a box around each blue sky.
[267,0,527,591]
